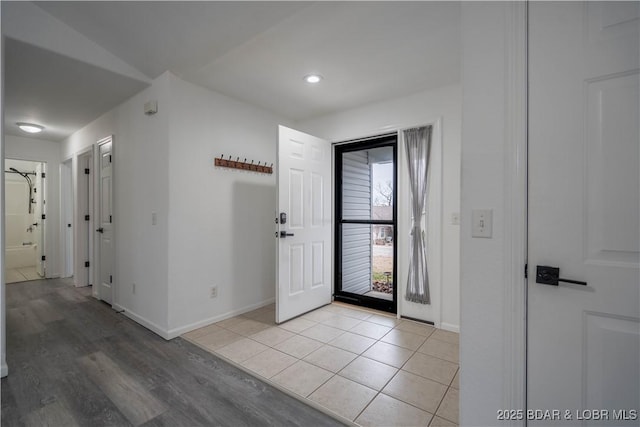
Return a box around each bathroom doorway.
[4,159,46,283]
[334,134,398,313]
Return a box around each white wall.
[298,84,461,330]
[459,3,517,424]
[61,72,171,335]
[166,74,292,335]
[5,135,61,278]
[60,72,293,338]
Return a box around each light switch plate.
[472,209,493,238]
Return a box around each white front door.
[276,125,332,323]
[529,2,639,423]
[97,138,113,304]
[34,163,45,277]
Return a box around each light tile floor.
[184,303,459,427]
[5,267,41,284]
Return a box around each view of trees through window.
[371,162,394,296]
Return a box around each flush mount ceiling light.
[17,122,44,134]
[303,74,323,84]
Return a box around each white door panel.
[529,2,639,424]
[276,126,332,323]
[98,139,113,304]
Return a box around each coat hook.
[236,157,239,162]
[228,155,232,160]
[220,154,224,159]
[251,160,254,164]
[257,161,261,166]
[244,158,247,163]
[270,163,273,168]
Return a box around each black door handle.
[536,265,587,286]
[279,231,294,238]
[96,227,104,233]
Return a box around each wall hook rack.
[214,154,273,174]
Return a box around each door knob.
[96,227,104,233]
[279,231,294,238]
[536,265,587,286]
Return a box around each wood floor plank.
[1,377,25,427]
[78,351,167,426]
[29,298,65,324]
[7,306,46,335]
[24,399,80,427]
[55,286,88,303]
[2,279,345,427]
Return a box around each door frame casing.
[330,118,444,326]
[502,1,528,422]
[95,136,114,305]
[73,147,94,289]
[333,135,399,313]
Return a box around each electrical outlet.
[210,286,218,298]
[451,212,460,225]
[132,283,136,295]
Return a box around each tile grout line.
[190,304,459,426]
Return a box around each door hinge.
[84,168,90,175]
[41,172,45,178]
[110,215,112,223]
[525,263,528,279]
[41,255,46,261]
[41,214,46,220]
[85,214,90,221]
[109,155,112,163]
[85,261,90,268]
[109,275,113,284]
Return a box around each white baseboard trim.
[1,361,8,378]
[117,306,171,340]
[440,322,460,333]
[166,298,276,340]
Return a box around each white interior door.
[276,125,332,323]
[34,163,45,277]
[528,2,639,424]
[97,139,113,304]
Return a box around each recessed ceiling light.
[17,122,44,134]
[304,74,323,84]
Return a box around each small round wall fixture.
[17,122,44,134]
[303,74,323,84]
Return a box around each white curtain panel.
[404,126,432,304]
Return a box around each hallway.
[1,278,344,426]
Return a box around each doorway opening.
[334,134,398,313]
[4,159,46,283]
